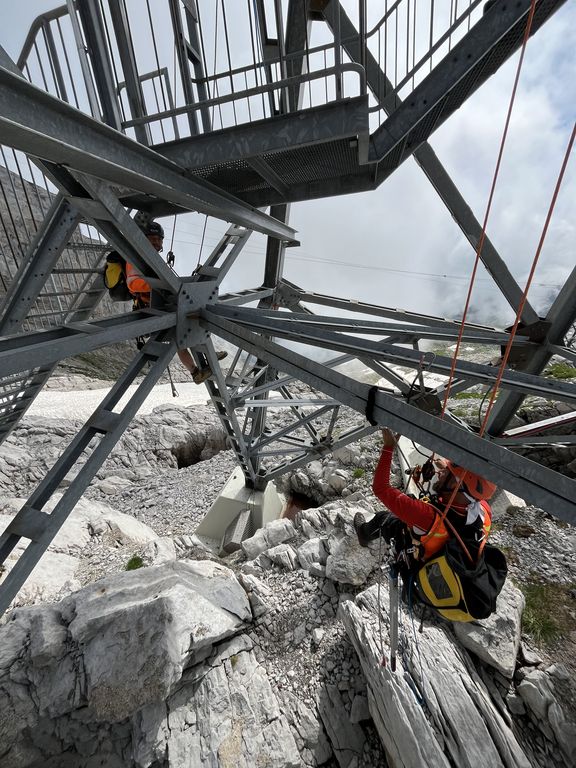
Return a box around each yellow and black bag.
[415,540,507,622]
[104,251,131,302]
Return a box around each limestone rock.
[0,560,251,763]
[350,694,370,724]
[318,683,365,767]
[265,518,296,547]
[332,446,361,466]
[517,665,576,764]
[325,535,376,586]
[134,634,300,768]
[141,536,177,565]
[0,515,81,606]
[266,543,298,571]
[242,519,296,560]
[326,469,349,493]
[280,689,332,765]
[242,528,269,559]
[239,572,273,618]
[93,475,134,495]
[1,495,158,555]
[453,579,525,678]
[340,584,532,768]
[297,537,328,571]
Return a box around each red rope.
[479,121,576,436]
[421,1,541,557]
[440,0,539,416]
[432,120,575,563]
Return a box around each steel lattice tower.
[0,0,574,614]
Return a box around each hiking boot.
[354,512,371,548]
[216,350,228,361]
[192,366,212,384]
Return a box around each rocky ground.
[1,370,576,768]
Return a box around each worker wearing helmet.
[126,218,227,383]
[354,428,495,565]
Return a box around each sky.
[2,1,575,330]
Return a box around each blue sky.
[2,1,574,328]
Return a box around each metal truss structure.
[0,0,574,614]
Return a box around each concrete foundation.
[195,467,285,542]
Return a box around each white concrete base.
[194,467,285,542]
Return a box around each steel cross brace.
[237,307,534,347]
[208,305,576,407]
[202,308,576,523]
[276,282,506,333]
[0,332,177,617]
[0,310,177,378]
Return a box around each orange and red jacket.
[125,262,151,298]
[372,446,491,561]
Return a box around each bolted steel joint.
[176,279,218,349]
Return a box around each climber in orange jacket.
[127,219,226,383]
[354,428,495,565]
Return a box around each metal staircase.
[0,0,575,614]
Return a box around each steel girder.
[202,307,576,524]
[208,304,576,408]
[0,51,297,243]
[0,310,177,378]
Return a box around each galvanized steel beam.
[156,96,368,169]
[202,308,576,522]
[209,305,576,407]
[0,51,297,243]
[321,1,539,326]
[0,310,177,377]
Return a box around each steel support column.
[321,1,539,326]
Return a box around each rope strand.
[440,0,539,416]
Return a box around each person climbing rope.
[354,429,506,621]
[124,217,227,384]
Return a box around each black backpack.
[414,540,507,622]
[104,251,132,302]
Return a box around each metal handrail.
[122,62,366,130]
[16,5,68,71]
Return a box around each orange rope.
[420,0,542,559]
[440,0,539,417]
[478,121,576,436]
